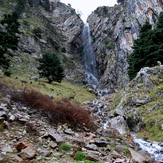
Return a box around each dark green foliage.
[117,0,125,5]
[59,143,72,151]
[1,12,20,35]
[128,13,163,80]
[4,69,12,76]
[122,18,126,22]
[43,0,50,11]
[102,6,108,15]
[37,53,65,83]
[0,12,20,69]
[61,47,66,53]
[15,0,27,16]
[32,27,42,39]
[157,12,163,29]
[75,151,86,161]
[107,44,114,50]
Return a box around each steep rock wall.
[0,0,85,84]
[39,2,85,84]
[87,0,163,89]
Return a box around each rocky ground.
[0,96,158,163]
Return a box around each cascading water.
[82,23,99,86]
[132,134,163,162]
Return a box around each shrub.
[61,47,66,53]
[107,44,114,50]
[4,70,12,77]
[32,27,42,39]
[75,151,86,161]
[102,6,108,15]
[0,83,95,129]
[109,143,115,147]
[59,143,72,151]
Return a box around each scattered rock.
[73,139,86,146]
[0,111,7,118]
[64,129,75,135]
[16,140,32,151]
[85,144,97,151]
[19,146,37,159]
[85,151,101,161]
[95,141,108,147]
[9,114,16,121]
[43,133,65,143]
[30,76,38,81]
[21,79,28,83]
[129,148,156,163]
[49,142,57,149]
[14,156,23,162]
[1,145,13,153]
[38,149,52,157]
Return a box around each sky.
[60,0,117,22]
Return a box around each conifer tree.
[117,0,125,5]
[38,53,65,83]
[0,12,20,69]
[15,0,27,16]
[128,12,163,79]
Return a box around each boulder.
[110,116,130,135]
[85,151,101,161]
[38,149,52,157]
[64,129,75,135]
[129,148,156,163]
[16,140,32,151]
[1,145,13,153]
[85,144,97,151]
[43,133,65,143]
[19,146,37,159]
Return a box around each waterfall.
[82,23,98,86]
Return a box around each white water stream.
[82,23,99,86]
[132,134,163,162]
[103,121,163,162]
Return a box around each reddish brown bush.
[0,82,95,129]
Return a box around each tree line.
[128,12,163,79]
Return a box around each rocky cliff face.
[38,1,85,83]
[0,0,85,84]
[87,0,163,89]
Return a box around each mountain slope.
[0,0,85,85]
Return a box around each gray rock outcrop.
[87,0,163,89]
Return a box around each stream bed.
[132,134,163,162]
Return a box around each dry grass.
[0,82,95,130]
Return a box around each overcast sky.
[60,0,117,22]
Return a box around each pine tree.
[15,0,27,16]
[0,11,20,69]
[38,53,65,83]
[117,0,125,5]
[127,12,163,80]
[157,12,163,29]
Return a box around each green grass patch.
[1,75,95,103]
[109,143,115,148]
[75,151,86,161]
[59,143,72,151]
